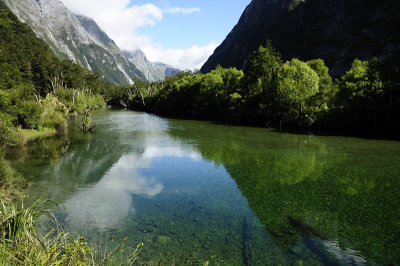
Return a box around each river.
[6,109,400,265]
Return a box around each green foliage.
[306,59,336,112]
[339,59,383,106]
[0,3,106,99]
[0,200,141,264]
[0,113,16,146]
[56,36,397,137]
[167,120,400,264]
[16,100,43,129]
[139,67,244,119]
[0,4,106,143]
[0,153,26,200]
[80,107,93,133]
[243,41,283,97]
[276,58,320,126]
[40,94,68,132]
[331,58,386,135]
[0,4,58,94]
[69,91,105,114]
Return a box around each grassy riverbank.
[18,128,57,145]
[1,147,142,264]
[0,122,143,265]
[0,200,142,265]
[0,5,143,263]
[0,155,26,202]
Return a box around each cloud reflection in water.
[63,144,201,230]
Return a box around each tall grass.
[0,155,26,201]
[0,200,142,265]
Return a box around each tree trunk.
[298,101,303,127]
[387,93,393,126]
[372,99,377,135]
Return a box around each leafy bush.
[15,100,43,129]
[40,94,68,132]
[0,112,17,146]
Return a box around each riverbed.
[7,109,400,265]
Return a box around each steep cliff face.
[74,15,146,83]
[75,15,117,49]
[1,0,145,84]
[124,50,180,82]
[201,0,400,75]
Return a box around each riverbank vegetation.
[1,2,106,193]
[106,42,400,139]
[0,200,142,265]
[1,0,400,263]
[0,4,106,145]
[0,5,138,264]
[167,122,400,264]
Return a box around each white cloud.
[143,146,201,161]
[164,7,200,15]
[60,0,216,70]
[143,41,219,70]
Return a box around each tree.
[306,59,336,112]
[243,41,283,97]
[200,70,224,110]
[380,48,400,127]
[210,66,244,111]
[276,58,320,127]
[339,59,383,105]
[338,58,383,133]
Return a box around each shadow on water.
[167,118,400,265]
[8,110,400,265]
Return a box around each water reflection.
[143,146,201,161]
[322,240,368,265]
[63,153,164,230]
[62,144,204,231]
[168,119,400,265]
[11,110,400,265]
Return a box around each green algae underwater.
[6,109,400,265]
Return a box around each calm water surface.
[7,110,400,265]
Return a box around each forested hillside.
[201,0,400,76]
[0,3,105,143]
[108,42,400,139]
[1,0,146,84]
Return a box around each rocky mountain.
[201,0,400,75]
[124,50,180,82]
[154,62,180,78]
[75,15,117,49]
[1,0,146,84]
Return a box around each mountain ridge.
[124,50,180,82]
[201,0,400,75]
[1,0,146,84]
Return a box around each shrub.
[40,94,68,132]
[0,112,16,146]
[16,100,43,129]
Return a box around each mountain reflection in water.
[8,110,399,265]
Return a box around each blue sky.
[61,0,251,69]
[132,0,251,49]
